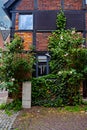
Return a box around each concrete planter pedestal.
[22,81,31,108]
[0,90,8,105]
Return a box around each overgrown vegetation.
[0,10,87,108]
[0,99,22,113]
[0,34,34,99]
[32,74,82,106]
[32,10,87,106]
[32,74,61,107]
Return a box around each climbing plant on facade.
[48,10,87,105]
[56,9,66,30]
[31,10,87,107]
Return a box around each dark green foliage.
[32,11,87,107]
[32,74,81,107]
[0,34,34,98]
[48,11,87,105]
[32,74,63,107]
[0,34,34,82]
[0,99,22,112]
[56,10,66,30]
[48,29,85,73]
[7,34,24,53]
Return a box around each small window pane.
[38,63,47,76]
[37,56,47,76]
[19,14,33,30]
[38,56,47,62]
[86,0,87,4]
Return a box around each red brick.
[16,0,34,10]
[64,0,82,10]
[16,32,33,50]
[36,33,51,51]
[14,0,84,50]
[38,0,61,10]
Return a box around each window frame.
[18,14,33,31]
[36,55,50,77]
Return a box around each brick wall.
[16,32,33,50]
[15,13,19,30]
[38,0,82,10]
[36,33,51,51]
[15,0,82,11]
[38,0,61,10]
[16,0,34,10]
[64,0,82,10]
[14,0,84,51]
[15,13,33,50]
[0,33,4,49]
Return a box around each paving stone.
[12,107,87,130]
[0,110,19,130]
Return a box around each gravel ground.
[12,106,87,130]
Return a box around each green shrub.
[32,74,81,107]
[0,34,34,98]
[32,10,87,107]
[0,99,22,112]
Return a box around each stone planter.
[22,81,31,108]
[0,90,8,105]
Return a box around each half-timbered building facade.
[3,1,87,98]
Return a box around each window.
[38,56,47,76]
[85,0,87,4]
[19,14,33,30]
[36,55,49,77]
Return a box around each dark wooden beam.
[34,0,38,10]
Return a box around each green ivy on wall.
[32,10,87,106]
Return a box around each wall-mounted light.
[45,52,51,58]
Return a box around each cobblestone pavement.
[0,110,19,130]
[12,107,87,130]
